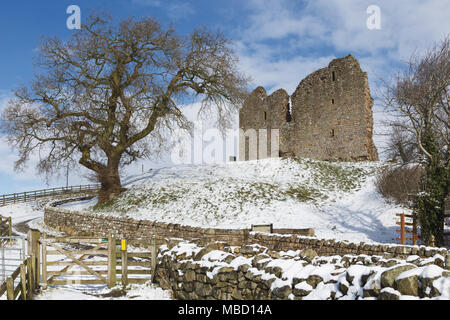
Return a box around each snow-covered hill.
[64,157,409,244]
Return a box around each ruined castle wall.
[288,55,378,161]
[239,87,289,160]
[239,55,379,162]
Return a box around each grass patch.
[284,185,327,203]
[291,157,380,192]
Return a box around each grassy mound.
[91,157,382,218]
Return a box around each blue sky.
[0,0,449,194]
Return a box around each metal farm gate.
[1,236,26,283]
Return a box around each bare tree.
[384,125,418,163]
[382,36,449,246]
[1,13,250,204]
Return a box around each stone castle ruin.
[239,55,379,162]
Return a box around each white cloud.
[231,0,450,156]
[0,93,89,188]
[131,0,196,20]
[0,94,39,181]
[241,0,450,56]
[236,47,336,94]
[236,0,450,90]
[131,0,162,7]
[237,0,329,42]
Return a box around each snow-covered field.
[0,201,59,237]
[65,157,407,244]
[1,157,445,300]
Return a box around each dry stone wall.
[44,197,448,260]
[156,240,450,300]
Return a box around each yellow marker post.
[120,239,128,287]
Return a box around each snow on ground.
[160,242,450,300]
[0,202,44,229]
[162,241,450,300]
[58,198,96,211]
[0,157,443,300]
[0,234,173,300]
[63,157,407,244]
[0,202,43,285]
[34,283,172,300]
[0,202,172,300]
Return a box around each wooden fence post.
[20,264,27,300]
[31,256,37,292]
[6,276,14,300]
[107,232,116,288]
[412,213,417,245]
[396,213,406,245]
[26,257,33,298]
[121,239,128,287]
[151,237,157,283]
[400,214,405,245]
[244,228,249,243]
[42,234,47,289]
[27,230,32,256]
[27,229,40,288]
[8,217,12,240]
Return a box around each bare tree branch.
[1,13,250,203]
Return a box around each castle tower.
[239,55,378,162]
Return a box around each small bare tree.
[382,36,449,246]
[1,13,250,204]
[384,126,418,164]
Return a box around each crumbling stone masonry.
[239,55,379,162]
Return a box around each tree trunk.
[396,142,408,164]
[97,164,125,204]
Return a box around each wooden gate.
[396,213,419,245]
[40,235,110,286]
[39,232,157,288]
